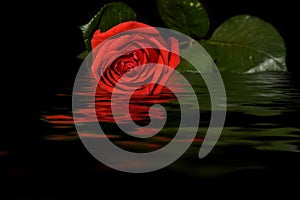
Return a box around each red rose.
[90,21,180,95]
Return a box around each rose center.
[112,51,139,76]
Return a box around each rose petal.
[167,37,180,68]
[91,21,160,49]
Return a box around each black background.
[3,0,299,198]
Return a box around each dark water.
[1,72,300,198]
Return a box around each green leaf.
[157,0,209,39]
[199,40,218,61]
[80,2,137,50]
[177,41,214,73]
[77,50,89,60]
[207,15,287,73]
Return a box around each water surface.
[1,72,300,198]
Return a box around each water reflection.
[94,87,176,124]
[40,72,300,177]
[43,72,197,152]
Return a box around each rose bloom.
[90,21,180,95]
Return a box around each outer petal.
[91,21,159,49]
[167,37,180,69]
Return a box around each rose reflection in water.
[84,71,203,152]
[95,86,176,124]
[94,84,178,147]
[43,72,204,152]
[81,72,182,129]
